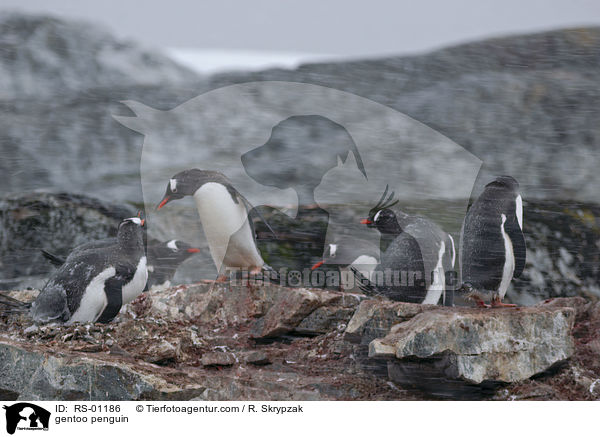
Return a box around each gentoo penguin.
[30,217,148,324]
[41,238,116,266]
[41,239,200,290]
[145,240,200,289]
[41,210,148,266]
[311,239,380,292]
[459,175,526,308]
[157,169,276,281]
[357,186,455,305]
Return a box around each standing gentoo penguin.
[157,169,276,281]
[459,175,526,308]
[358,186,456,305]
[311,239,380,292]
[41,239,200,290]
[29,217,148,324]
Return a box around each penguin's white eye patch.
[167,240,178,251]
[373,211,382,222]
[170,179,177,193]
[125,217,142,225]
[330,244,337,257]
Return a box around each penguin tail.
[41,249,66,267]
[0,292,31,314]
[350,267,383,297]
[261,264,281,283]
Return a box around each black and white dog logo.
[3,403,50,434]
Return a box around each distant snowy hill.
[0,12,198,98]
[167,48,342,74]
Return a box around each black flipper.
[96,277,123,323]
[506,214,526,278]
[229,188,277,240]
[350,267,384,297]
[96,263,134,323]
[41,250,66,267]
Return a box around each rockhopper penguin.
[157,169,277,281]
[29,216,148,324]
[459,175,526,308]
[357,186,455,305]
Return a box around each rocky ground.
[1,284,598,401]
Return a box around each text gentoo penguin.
[157,169,276,280]
[459,175,526,308]
[29,217,148,324]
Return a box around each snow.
[167,48,343,75]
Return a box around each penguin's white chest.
[193,183,263,271]
[122,256,148,304]
[498,214,515,298]
[69,267,116,324]
[422,241,446,305]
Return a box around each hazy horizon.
[2,0,599,59]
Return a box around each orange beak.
[157,196,170,210]
[187,248,201,253]
[360,219,372,225]
[140,219,145,227]
[311,260,324,270]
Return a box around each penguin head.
[362,209,403,235]
[360,185,401,234]
[485,175,520,193]
[312,243,346,269]
[149,239,201,266]
[117,217,145,250]
[157,168,206,209]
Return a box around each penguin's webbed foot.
[491,296,516,308]
[473,297,491,308]
[461,285,492,308]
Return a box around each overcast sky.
[4,0,600,57]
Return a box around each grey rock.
[0,284,595,400]
[209,27,600,202]
[4,15,600,204]
[345,299,428,344]
[370,304,576,385]
[0,192,135,284]
[142,340,180,365]
[148,282,275,323]
[295,306,355,336]
[240,350,270,366]
[0,340,205,400]
[249,288,345,338]
[201,352,235,367]
[0,12,197,99]
[147,282,361,339]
